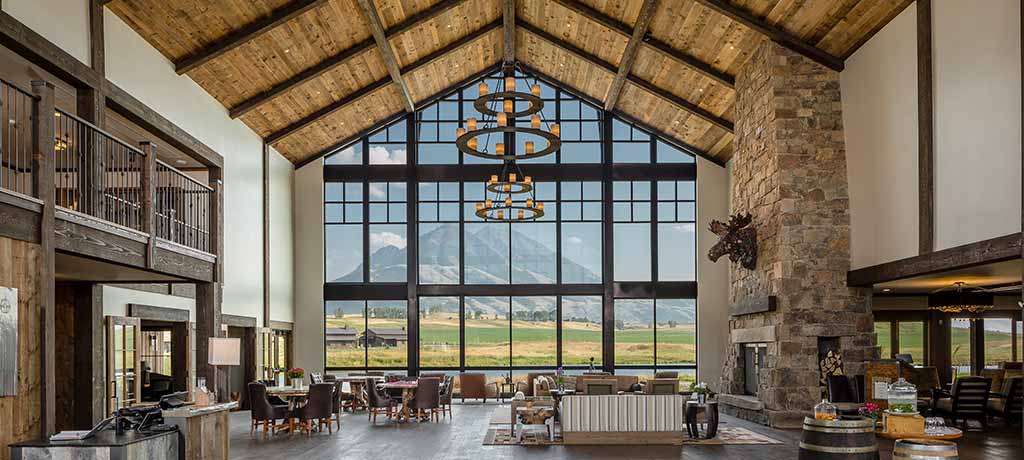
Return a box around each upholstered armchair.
[459,373,498,403]
[411,377,442,422]
[645,378,679,395]
[931,376,992,428]
[248,382,289,437]
[366,378,396,423]
[439,375,454,417]
[292,383,334,435]
[584,379,617,395]
[988,376,1022,425]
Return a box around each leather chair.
[366,378,396,423]
[988,376,1022,425]
[248,382,289,437]
[439,375,454,418]
[826,375,862,416]
[931,376,992,429]
[645,378,679,395]
[459,373,497,403]
[525,372,555,396]
[258,379,289,406]
[584,379,616,395]
[323,374,337,382]
[293,383,334,435]
[411,377,442,422]
[329,380,346,429]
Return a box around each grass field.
[326,312,696,368]
[875,322,1021,372]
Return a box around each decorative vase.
[292,377,303,389]
[697,393,707,405]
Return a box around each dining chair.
[366,378,396,423]
[292,383,335,435]
[585,379,616,395]
[330,380,346,429]
[412,377,442,422]
[988,376,1022,425]
[258,379,289,405]
[247,382,289,437]
[932,376,992,429]
[439,375,454,418]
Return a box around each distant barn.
[364,328,408,347]
[325,328,358,348]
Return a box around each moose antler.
[708,220,728,236]
[728,213,753,229]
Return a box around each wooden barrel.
[893,439,959,459]
[798,416,878,460]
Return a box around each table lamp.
[208,337,240,403]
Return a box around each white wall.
[102,285,195,318]
[696,157,730,387]
[4,0,90,66]
[0,2,295,326]
[270,148,295,323]
[842,4,919,269]
[293,161,325,373]
[933,0,1021,250]
[842,0,1021,268]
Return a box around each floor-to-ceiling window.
[322,70,699,384]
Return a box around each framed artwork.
[0,287,18,396]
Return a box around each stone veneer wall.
[719,41,876,427]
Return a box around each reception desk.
[163,401,237,460]
[10,429,178,460]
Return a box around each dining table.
[266,385,310,433]
[381,381,419,422]
[336,376,385,411]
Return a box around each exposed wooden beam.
[692,0,843,72]
[545,0,733,88]
[604,0,658,111]
[88,0,104,75]
[229,0,468,119]
[847,233,1022,287]
[918,0,934,254]
[174,0,328,75]
[519,20,733,133]
[503,0,516,64]
[357,0,416,113]
[295,63,502,169]
[267,21,500,145]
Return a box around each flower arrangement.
[858,402,882,421]
[692,381,716,397]
[555,367,565,389]
[285,367,305,379]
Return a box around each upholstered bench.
[560,394,687,445]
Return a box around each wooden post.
[262,143,269,328]
[196,167,224,400]
[31,80,56,436]
[917,0,934,254]
[73,283,104,427]
[140,142,156,267]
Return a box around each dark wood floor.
[229,404,1022,460]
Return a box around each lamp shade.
[208,337,241,366]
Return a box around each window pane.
[325,301,365,367]
[562,296,602,366]
[897,322,925,366]
[658,223,696,281]
[656,299,697,366]
[326,225,362,282]
[418,143,458,164]
[465,296,510,367]
[615,299,654,365]
[325,144,361,165]
[511,223,556,283]
[369,224,407,282]
[512,297,556,366]
[875,321,892,359]
[419,223,459,284]
[561,223,601,283]
[368,143,407,164]
[614,141,649,163]
[367,300,407,367]
[950,318,972,379]
[656,140,695,163]
[465,223,510,284]
[614,223,651,281]
[419,297,461,367]
[983,319,1013,369]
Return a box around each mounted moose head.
[707,213,757,270]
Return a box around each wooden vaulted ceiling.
[106,0,912,166]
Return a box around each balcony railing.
[0,79,37,197]
[156,160,212,253]
[54,108,146,231]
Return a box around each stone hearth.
[717,41,876,429]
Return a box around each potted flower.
[555,366,565,391]
[692,381,716,405]
[858,402,882,426]
[285,368,305,389]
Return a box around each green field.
[326,312,696,369]
[875,322,1021,373]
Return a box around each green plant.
[286,367,305,379]
[889,403,916,414]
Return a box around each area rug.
[489,405,512,425]
[482,426,783,446]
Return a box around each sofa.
[560,394,687,445]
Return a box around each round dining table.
[335,376,385,411]
[266,385,311,432]
[380,381,419,422]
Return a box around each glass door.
[257,328,274,381]
[106,316,142,414]
[949,317,972,379]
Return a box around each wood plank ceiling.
[106,0,912,166]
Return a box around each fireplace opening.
[743,344,767,396]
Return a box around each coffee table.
[685,400,719,439]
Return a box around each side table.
[499,382,516,402]
[685,400,719,439]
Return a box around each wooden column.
[917,0,934,254]
[140,142,156,268]
[73,283,104,427]
[262,143,270,327]
[31,80,56,436]
[196,167,224,400]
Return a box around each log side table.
[685,400,719,439]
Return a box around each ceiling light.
[175,159,187,165]
[928,282,994,315]
[284,48,290,53]
[882,288,891,292]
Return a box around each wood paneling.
[389,0,500,67]
[519,0,630,68]
[0,236,43,460]
[404,27,502,102]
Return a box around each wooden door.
[105,316,142,415]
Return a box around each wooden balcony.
[0,78,217,282]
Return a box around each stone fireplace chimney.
[718,41,876,428]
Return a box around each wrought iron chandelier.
[927,282,995,315]
[457,67,560,222]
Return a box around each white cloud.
[330,146,359,163]
[369,145,407,164]
[566,236,584,245]
[671,224,696,233]
[370,231,407,252]
[369,183,387,199]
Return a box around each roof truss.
[357,0,416,112]
[603,0,658,111]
